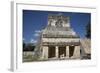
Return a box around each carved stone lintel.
[42,42,80,46]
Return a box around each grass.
[23,52,39,62]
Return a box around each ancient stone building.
[35,14,80,60]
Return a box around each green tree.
[86,22,91,38]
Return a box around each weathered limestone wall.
[41,45,80,60]
[80,39,91,54]
[41,46,48,60]
[42,38,80,43]
[71,46,80,59]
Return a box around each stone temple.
[35,14,81,60]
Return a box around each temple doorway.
[69,46,75,57]
[58,46,66,58]
[48,46,56,58]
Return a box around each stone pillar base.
[66,46,69,58]
[72,46,80,59]
[41,46,48,60]
[56,46,59,58]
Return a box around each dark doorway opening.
[69,46,75,57]
[58,46,66,58]
[48,46,55,58]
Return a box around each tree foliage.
[23,42,35,51]
[86,22,91,38]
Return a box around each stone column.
[66,46,69,58]
[72,46,80,59]
[56,46,59,58]
[42,46,48,60]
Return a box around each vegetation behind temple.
[23,43,35,51]
[86,22,91,39]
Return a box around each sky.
[23,10,91,43]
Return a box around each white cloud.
[34,33,40,37]
[30,39,37,43]
[34,30,42,37]
[35,30,41,33]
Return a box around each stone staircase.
[80,38,91,59]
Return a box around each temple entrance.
[48,46,55,58]
[58,46,66,58]
[69,46,75,57]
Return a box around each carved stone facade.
[35,14,80,60]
